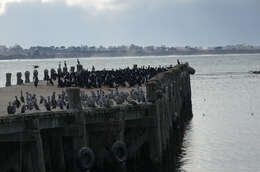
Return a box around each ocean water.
[1,54,260,171]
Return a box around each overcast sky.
[0,0,259,48]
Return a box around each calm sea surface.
[1,54,260,171]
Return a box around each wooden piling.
[51,136,65,172]
[25,71,30,83]
[5,73,11,87]
[16,72,23,85]
[27,119,46,172]
[66,88,82,112]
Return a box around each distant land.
[0,44,260,60]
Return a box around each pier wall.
[0,63,195,172]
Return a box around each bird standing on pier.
[44,99,51,111]
[20,90,25,103]
[57,95,64,110]
[7,102,16,114]
[14,96,21,108]
[51,92,57,109]
[21,104,27,113]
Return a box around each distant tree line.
[0,44,260,60]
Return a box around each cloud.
[0,0,128,15]
[2,0,252,16]
[0,0,197,16]
[0,0,21,15]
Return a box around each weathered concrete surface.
[0,81,143,116]
[0,63,195,172]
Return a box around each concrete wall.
[145,63,195,167]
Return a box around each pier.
[0,63,195,172]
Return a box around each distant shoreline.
[1,50,260,60]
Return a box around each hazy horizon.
[0,0,259,48]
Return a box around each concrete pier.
[0,63,195,172]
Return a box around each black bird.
[177,59,180,65]
[49,78,54,86]
[39,96,45,104]
[57,95,64,109]
[21,104,27,113]
[14,96,21,108]
[7,102,16,114]
[44,99,51,111]
[66,102,69,110]
[51,92,57,109]
[59,102,64,110]
[20,90,25,103]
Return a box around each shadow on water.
[124,121,192,172]
[175,121,193,172]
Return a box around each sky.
[0,0,259,48]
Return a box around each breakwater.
[0,63,195,172]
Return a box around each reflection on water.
[178,71,260,172]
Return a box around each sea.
[0,54,260,172]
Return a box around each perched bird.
[20,90,25,103]
[39,96,45,104]
[7,102,16,114]
[34,101,40,111]
[57,95,65,110]
[127,99,137,106]
[21,104,27,113]
[49,79,54,86]
[51,92,57,109]
[14,96,21,108]
[44,99,51,111]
